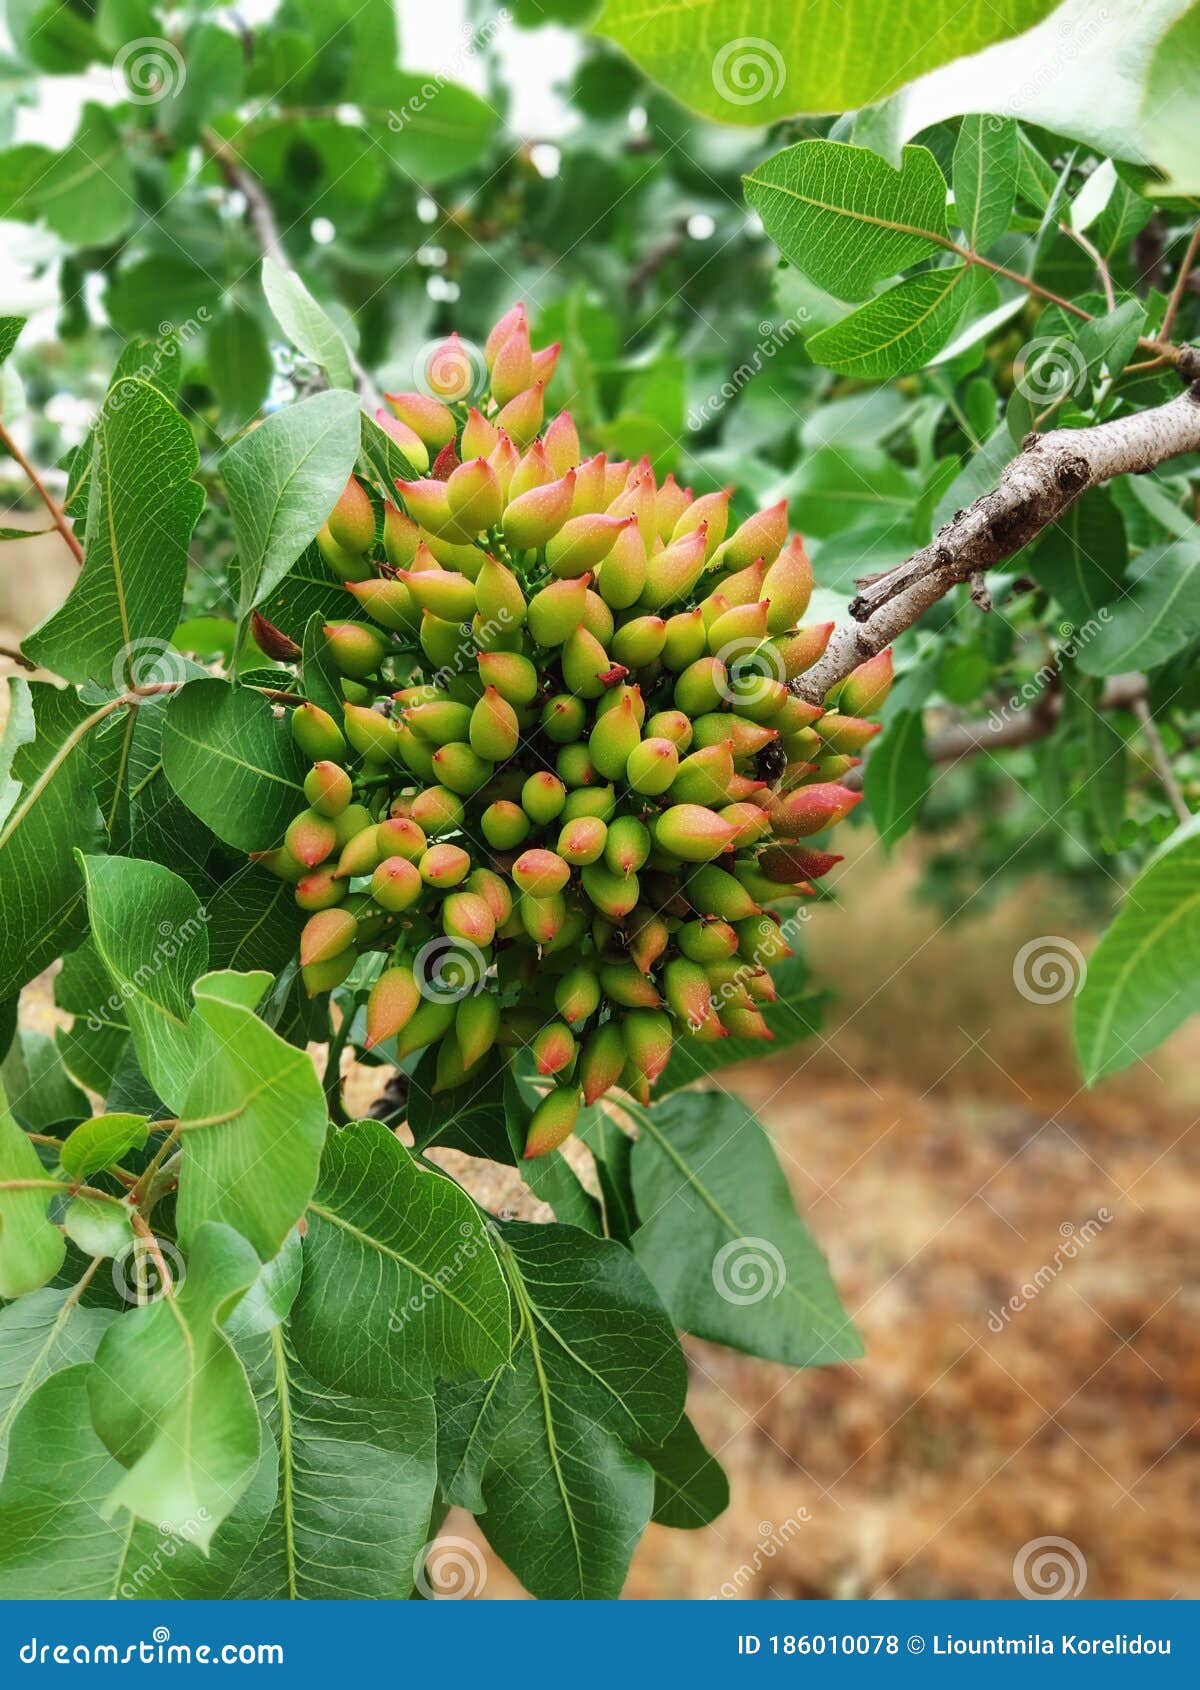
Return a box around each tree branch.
[0,421,83,563]
[1132,695,1191,824]
[795,384,1200,703]
[201,131,383,414]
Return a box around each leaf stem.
[0,420,84,563]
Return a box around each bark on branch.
[794,384,1200,703]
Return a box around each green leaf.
[163,20,246,142]
[655,953,823,1095]
[0,1364,275,1598]
[0,316,23,365]
[88,1222,261,1544]
[745,141,950,301]
[630,1090,861,1366]
[1,1027,89,1130]
[63,1194,133,1259]
[292,1119,510,1397]
[594,0,1056,123]
[807,264,977,378]
[27,103,132,246]
[864,707,930,847]
[231,1325,437,1599]
[953,114,1018,250]
[359,407,422,489]
[105,256,220,339]
[1076,297,1147,390]
[8,0,98,72]
[643,1413,729,1530]
[176,971,327,1260]
[59,1113,148,1182]
[24,379,202,688]
[1140,2,1200,193]
[261,257,355,391]
[372,77,499,184]
[461,1220,686,1600]
[0,682,105,999]
[408,1049,516,1161]
[0,1077,65,1297]
[1078,542,1200,676]
[161,678,307,851]
[204,864,306,978]
[790,445,915,538]
[300,612,345,720]
[223,388,362,619]
[0,1286,114,1474]
[79,854,208,1110]
[1076,817,1200,1083]
[1033,488,1128,624]
[207,304,272,428]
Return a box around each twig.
[1132,696,1191,825]
[0,421,83,563]
[795,385,1200,702]
[1059,220,1116,313]
[1162,224,1200,342]
[201,129,383,413]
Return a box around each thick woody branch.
[794,385,1200,704]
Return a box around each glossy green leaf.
[0,1286,114,1474]
[744,141,949,300]
[63,1194,133,1259]
[292,1119,510,1398]
[452,1220,686,1600]
[1033,488,1128,624]
[1076,817,1200,1083]
[59,1113,148,1182]
[105,256,220,339]
[643,1413,729,1530]
[372,77,499,184]
[0,1365,275,1598]
[88,1222,261,1544]
[594,0,1056,123]
[176,971,327,1260]
[262,257,355,391]
[0,1077,65,1298]
[161,678,307,851]
[630,1090,861,1366]
[231,1325,437,1599]
[223,387,363,617]
[24,379,202,688]
[0,682,105,999]
[953,114,1018,250]
[807,264,977,378]
[79,854,208,1111]
[0,1026,89,1130]
[1078,542,1200,676]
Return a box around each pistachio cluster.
[259,304,891,1157]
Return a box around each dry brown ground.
[5,528,1198,1601]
